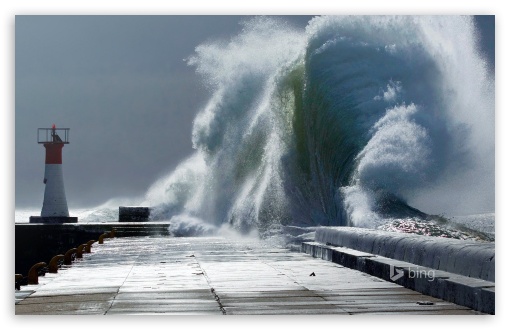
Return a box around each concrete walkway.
[15,236,482,315]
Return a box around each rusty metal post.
[49,254,64,273]
[64,248,77,265]
[85,240,95,253]
[99,232,109,244]
[15,274,23,290]
[28,262,47,285]
[76,244,87,258]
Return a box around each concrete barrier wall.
[315,227,495,282]
[118,207,151,222]
[15,223,170,276]
[302,242,495,314]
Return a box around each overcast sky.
[15,15,313,209]
[15,15,494,210]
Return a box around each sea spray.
[143,16,494,238]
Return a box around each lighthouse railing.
[37,128,70,144]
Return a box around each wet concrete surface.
[15,236,483,315]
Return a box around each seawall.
[315,227,495,281]
[15,222,170,276]
[302,227,495,314]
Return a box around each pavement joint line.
[104,253,136,315]
[242,244,352,314]
[191,253,226,315]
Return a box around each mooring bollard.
[49,254,65,273]
[85,240,95,253]
[76,244,87,258]
[99,232,110,244]
[64,248,77,265]
[28,262,47,285]
[15,274,24,290]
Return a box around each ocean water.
[14,207,119,224]
[16,16,495,243]
[15,206,494,243]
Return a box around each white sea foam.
[19,17,492,240]
[141,16,494,235]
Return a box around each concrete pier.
[15,236,484,315]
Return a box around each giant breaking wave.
[144,16,494,238]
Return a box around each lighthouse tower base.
[29,216,78,224]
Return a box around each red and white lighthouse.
[30,125,77,223]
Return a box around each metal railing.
[37,128,70,144]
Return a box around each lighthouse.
[29,125,78,223]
